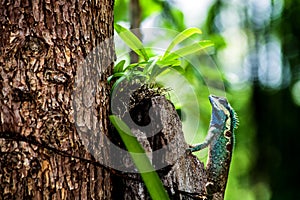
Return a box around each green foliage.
[111,24,214,89]
[114,0,129,22]
[160,40,213,64]
[139,0,162,20]
[109,115,170,200]
[162,27,202,58]
[160,6,185,31]
[114,0,178,27]
[115,24,149,61]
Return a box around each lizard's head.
[209,95,238,130]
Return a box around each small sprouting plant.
[109,24,214,89]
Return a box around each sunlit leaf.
[114,60,126,73]
[163,27,203,58]
[109,115,170,200]
[115,24,149,61]
[162,40,214,63]
[171,65,185,74]
[156,59,181,67]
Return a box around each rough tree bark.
[0,0,232,199]
[111,84,212,200]
[0,0,114,199]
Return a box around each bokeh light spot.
[291,80,300,106]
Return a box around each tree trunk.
[0,0,114,199]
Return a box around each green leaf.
[143,57,159,76]
[107,72,126,84]
[115,24,149,61]
[107,75,113,83]
[162,40,214,63]
[156,58,181,67]
[109,115,170,200]
[149,65,170,81]
[208,34,227,49]
[111,75,126,93]
[163,27,203,58]
[171,65,186,74]
[127,61,149,70]
[114,60,126,73]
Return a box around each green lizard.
[188,95,238,199]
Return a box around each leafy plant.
[109,24,214,89]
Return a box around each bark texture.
[111,84,213,199]
[0,0,114,199]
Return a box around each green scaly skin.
[188,95,238,199]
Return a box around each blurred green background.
[114,0,300,199]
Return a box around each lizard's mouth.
[209,95,220,108]
[209,95,218,103]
